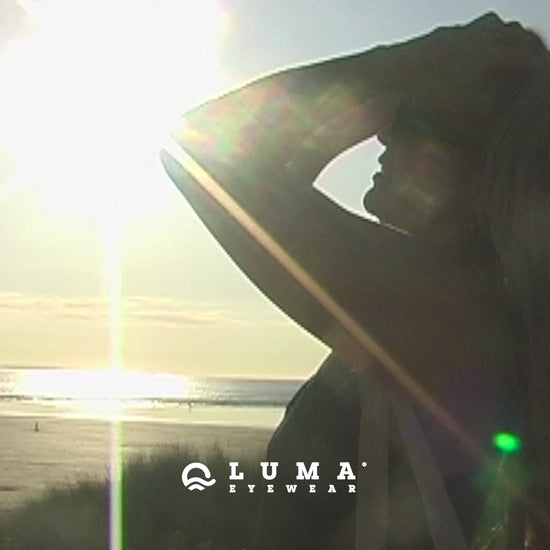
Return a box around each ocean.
[1,367,297,510]
[0,367,305,427]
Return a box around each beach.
[0,401,276,512]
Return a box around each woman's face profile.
[363,115,479,235]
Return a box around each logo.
[182,462,217,491]
[181,460,366,494]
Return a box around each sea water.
[0,367,305,427]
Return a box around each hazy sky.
[0,0,549,378]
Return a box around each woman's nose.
[377,147,389,167]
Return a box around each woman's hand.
[381,13,549,150]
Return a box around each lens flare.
[1,3,229,549]
[493,431,522,454]
[0,0,229,225]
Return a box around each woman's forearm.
[160,45,413,352]
[160,21,514,392]
[167,45,405,193]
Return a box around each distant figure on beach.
[162,13,550,549]
[34,421,39,432]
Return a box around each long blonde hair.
[481,77,550,545]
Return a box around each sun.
[0,0,229,226]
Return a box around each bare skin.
[161,12,547,472]
[160,13,550,549]
[365,113,480,238]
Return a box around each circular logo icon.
[181,462,217,491]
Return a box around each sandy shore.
[0,406,275,511]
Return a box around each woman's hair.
[481,76,550,545]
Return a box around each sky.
[0,0,549,379]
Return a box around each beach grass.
[0,444,263,550]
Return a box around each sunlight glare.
[0,0,229,225]
[17,368,190,403]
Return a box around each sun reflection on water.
[15,367,192,425]
[16,368,190,403]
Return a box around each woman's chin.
[363,186,396,222]
[363,192,417,234]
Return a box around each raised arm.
[160,15,538,394]
[160,48,432,364]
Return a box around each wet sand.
[0,404,275,511]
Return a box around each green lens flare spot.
[492,432,522,454]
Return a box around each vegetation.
[0,446,262,550]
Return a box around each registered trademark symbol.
[361,462,367,467]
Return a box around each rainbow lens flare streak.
[162,138,489,463]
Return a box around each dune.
[0,412,273,511]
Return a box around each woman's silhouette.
[162,13,550,549]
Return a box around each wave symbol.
[182,462,217,491]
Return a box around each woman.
[161,13,549,548]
